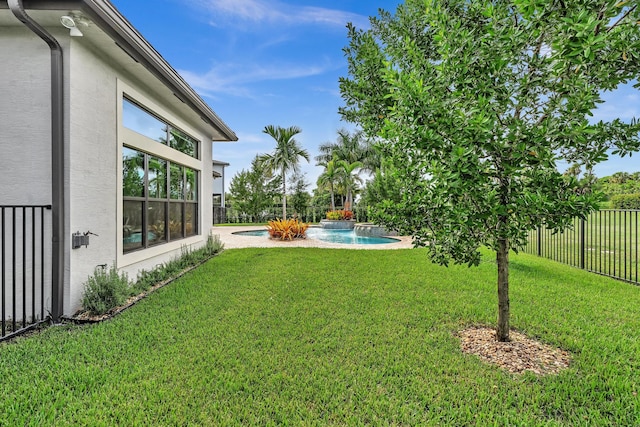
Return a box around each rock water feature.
[353,223,397,237]
[319,220,397,238]
[319,219,356,230]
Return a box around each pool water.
[123,231,156,244]
[233,228,400,245]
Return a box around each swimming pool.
[232,228,400,245]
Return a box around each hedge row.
[610,193,640,209]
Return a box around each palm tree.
[315,128,379,173]
[338,160,363,211]
[316,158,341,211]
[258,125,310,219]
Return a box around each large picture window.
[123,98,199,159]
[123,146,198,253]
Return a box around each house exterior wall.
[1,26,216,316]
[0,27,58,321]
[65,37,214,314]
[0,27,53,205]
[212,162,226,203]
[67,36,118,313]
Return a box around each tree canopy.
[288,171,312,217]
[228,155,281,221]
[315,129,379,173]
[340,0,640,341]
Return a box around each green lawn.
[1,248,639,425]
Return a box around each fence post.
[537,227,542,257]
[580,218,585,270]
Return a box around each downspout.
[8,0,65,322]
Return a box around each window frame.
[122,147,199,254]
[123,97,200,160]
[117,80,204,267]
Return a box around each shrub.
[201,233,225,257]
[86,235,225,312]
[326,211,341,220]
[132,267,165,294]
[133,234,225,294]
[81,265,131,315]
[610,193,640,209]
[326,210,354,220]
[267,219,309,240]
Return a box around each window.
[123,98,199,159]
[122,146,199,253]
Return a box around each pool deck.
[211,225,414,250]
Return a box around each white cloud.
[201,0,275,22]
[178,61,332,98]
[310,85,341,98]
[193,0,368,29]
[235,132,268,144]
[592,104,638,123]
[590,82,640,123]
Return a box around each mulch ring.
[458,326,572,375]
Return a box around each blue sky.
[111,0,639,192]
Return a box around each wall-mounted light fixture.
[60,15,84,37]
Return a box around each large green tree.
[340,0,640,341]
[228,155,281,221]
[359,159,405,210]
[288,171,312,217]
[259,125,310,219]
[596,171,640,199]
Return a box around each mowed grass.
[1,248,639,425]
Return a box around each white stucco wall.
[1,25,217,316]
[0,27,52,204]
[65,37,215,315]
[0,27,58,321]
[67,37,119,313]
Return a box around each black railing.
[0,205,52,341]
[214,206,370,225]
[523,210,639,285]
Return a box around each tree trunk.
[496,237,510,342]
[330,184,335,211]
[282,170,287,219]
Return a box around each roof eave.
[81,0,237,141]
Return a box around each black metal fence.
[0,205,52,341]
[214,206,370,225]
[523,209,639,285]
[213,206,226,225]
